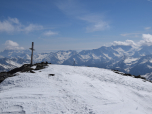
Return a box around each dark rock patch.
[112,69,151,83]
[35,63,48,70]
[134,75,141,78]
[30,70,35,73]
[48,74,55,78]
[8,64,32,74]
[48,74,55,76]
[0,62,50,83]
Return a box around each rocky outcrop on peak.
[0,62,50,83]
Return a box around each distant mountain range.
[1,45,152,80]
[0,57,30,72]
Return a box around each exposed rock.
[35,62,48,70]
[0,72,12,83]
[112,69,151,83]
[0,62,49,83]
[30,70,35,73]
[48,74,55,76]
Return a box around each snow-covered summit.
[0,65,152,114]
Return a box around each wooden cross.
[29,42,35,66]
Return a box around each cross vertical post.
[73,60,75,66]
[29,42,34,66]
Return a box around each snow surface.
[149,59,152,63]
[56,52,71,61]
[103,54,111,60]
[140,59,149,64]
[92,54,100,60]
[124,58,139,64]
[0,63,16,69]
[6,60,22,67]
[147,65,152,69]
[143,72,152,81]
[34,54,48,62]
[80,55,91,60]
[0,65,152,114]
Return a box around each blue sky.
[0,0,152,52]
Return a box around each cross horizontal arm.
[29,48,35,51]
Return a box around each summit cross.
[29,42,35,66]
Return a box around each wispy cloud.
[147,0,152,2]
[8,17,20,24]
[56,0,110,32]
[4,40,24,50]
[0,17,43,33]
[43,30,58,36]
[24,24,43,33]
[0,18,17,32]
[78,14,110,32]
[120,33,141,37]
[144,27,151,30]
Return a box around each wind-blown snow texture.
[0,65,152,114]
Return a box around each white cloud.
[113,40,136,47]
[56,0,110,32]
[8,17,20,24]
[144,27,151,30]
[138,34,152,46]
[43,30,58,36]
[79,15,110,32]
[148,0,152,2]
[120,33,141,37]
[113,34,152,47]
[24,24,43,33]
[0,20,15,32]
[5,40,24,50]
[86,21,109,32]
[0,17,43,33]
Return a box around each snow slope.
[0,65,152,114]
